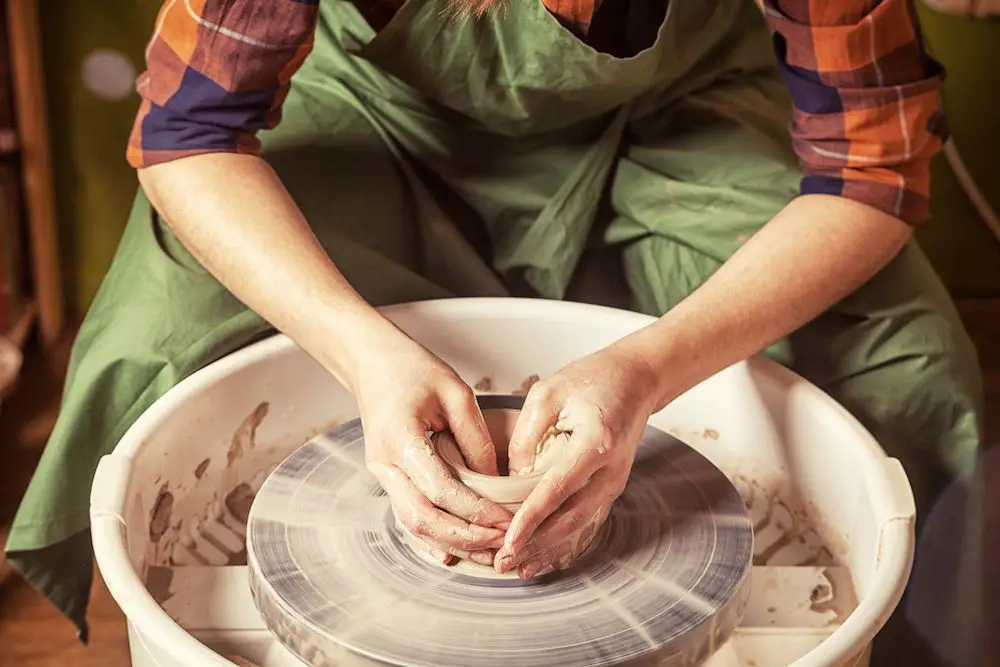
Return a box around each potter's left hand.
[494,343,659,578]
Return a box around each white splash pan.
[90,298,916,667]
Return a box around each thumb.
[507,386,561,476]
[442,386,499,476]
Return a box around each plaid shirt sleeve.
[127,0,320,169]
[761,0,948,225]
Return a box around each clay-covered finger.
[500,444,605,557]
[506,383,561,475]
[400,433,512,528]
[427,545,496,567]
[408,506,507,552]
[441,384,499,476]
[410,530,495,566]
[496,467,614,575]
[376,461,507,551]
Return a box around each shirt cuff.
[127,95,272,170]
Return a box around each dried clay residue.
[474,376,493,392]
[227,401,270,467]
[146,565,174,605]
[513,374,539,396]
[149,486,174,543]
[809,568,854,625]
[194,458,211,479]
[810,582,832,604]
[225,482,256,525]
[732,474,836,567]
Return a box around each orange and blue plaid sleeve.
[761,0,948,225]
[127,0,320,169]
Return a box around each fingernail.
[494,552,513,573]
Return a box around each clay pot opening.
[434,398,543,510]
[436,408,520,477]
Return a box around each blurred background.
[0,1,997,666]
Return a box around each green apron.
[8,1,982,663]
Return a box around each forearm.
[623,194,913,412]
[138,153,399,387]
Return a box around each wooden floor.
[0,301,998,667]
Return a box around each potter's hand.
[359,335,512,566]
[495,344,658,578]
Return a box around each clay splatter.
[227,402,270,467]
[807,569,851,624]
[149,487,174,543]
[146,565,175,605]
[194,458,211,479]
[702,428,719,440]
[474,376,493,392]
[225,482,256,524]
[810,582,831,603]
[513,374,540,396]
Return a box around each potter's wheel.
[247,396,754,667]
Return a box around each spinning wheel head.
[247,395,754,667]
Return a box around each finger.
[429,547,496,567]
[441,384,499,476]
[496,466,617,574]
[392,516,454,565]
[375,462,508,552]
[513,514,605,579]
[507,383,561,475]
[500,444,606,558]
[401,431,512,528]
[392,517,495,566]
[429,547,455,566]
[416,538,496,566]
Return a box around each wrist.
[305,299,408,390]
[614,319,692,414]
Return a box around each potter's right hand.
[357,333,512,566]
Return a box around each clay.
[474,376,493,392]
[433,408,545,512]
[731,473,837,567]
[194,458,211,479]
[146,565,175,605]
[513,374,539,396]
[149,487,174,543]
[225,482,256,524]
[227,401,270,466]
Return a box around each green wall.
[41,2,159,312]
[915,6,1000,295]
[39,3,1000,313]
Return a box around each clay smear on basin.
[227,402,270,467]
[143,402,273,573]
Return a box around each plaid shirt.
[128,0,946,225]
